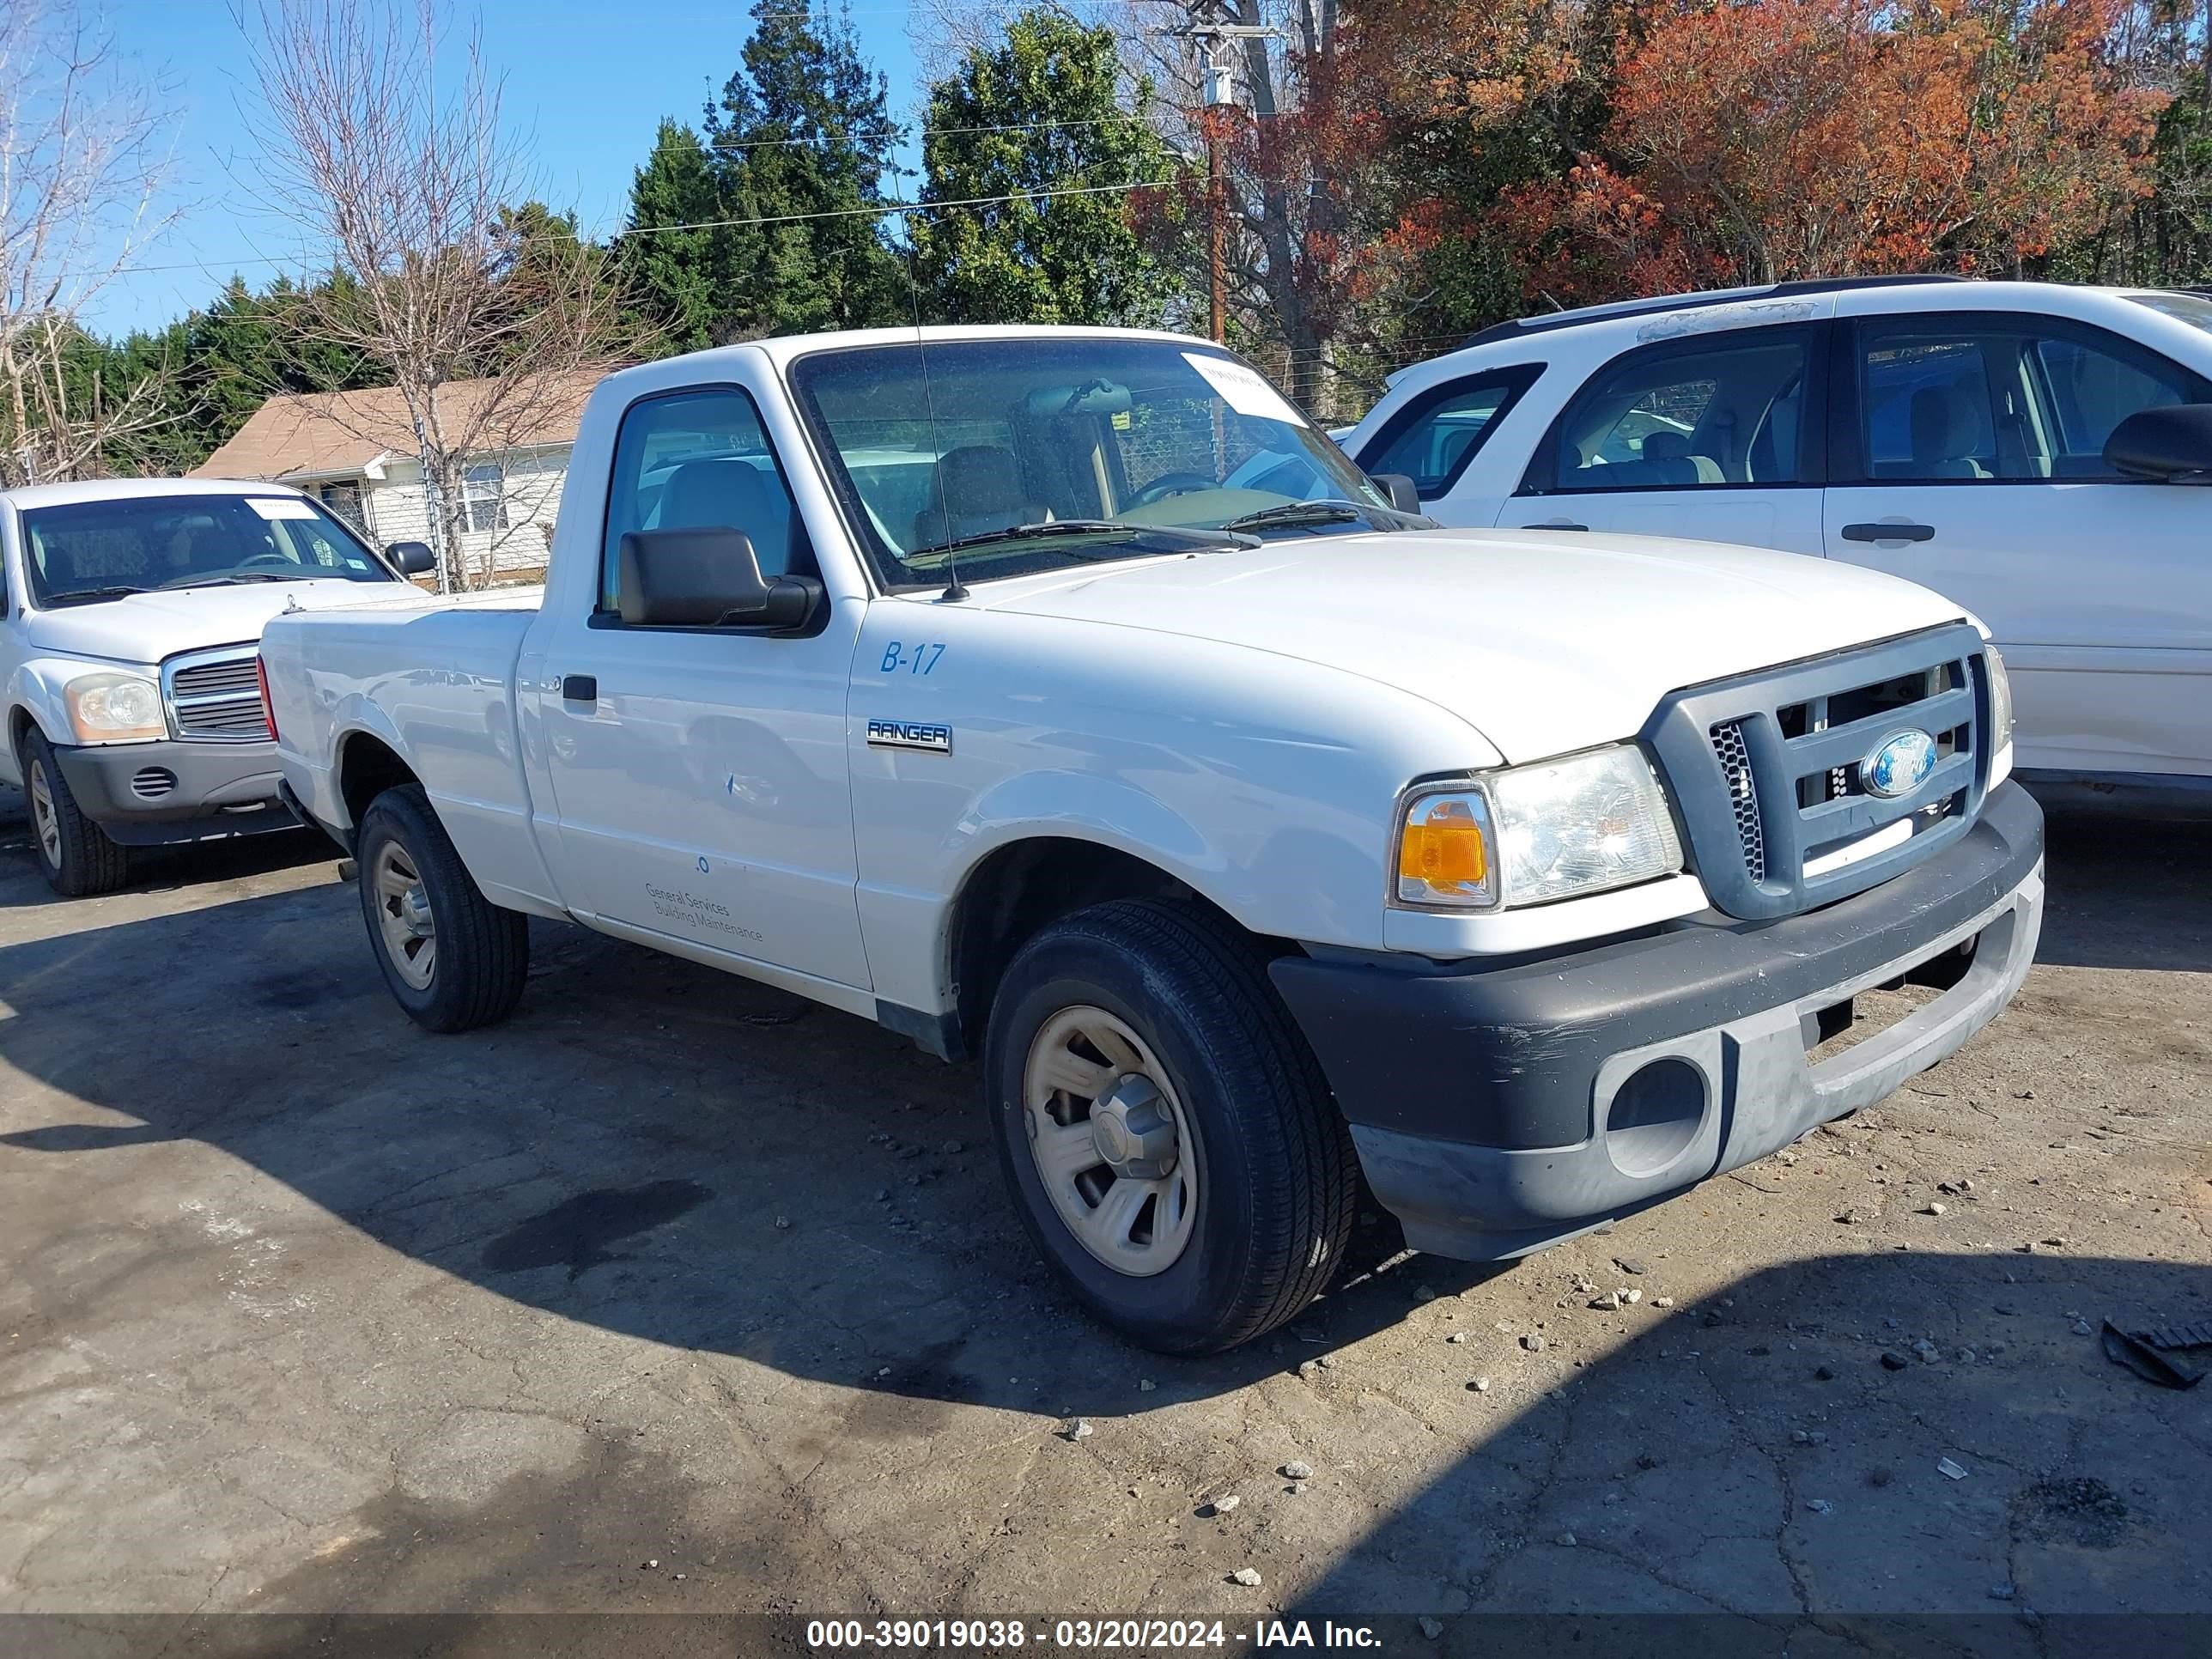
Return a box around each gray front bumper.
[52,738,299,847]
[1351,864,2040,1258]
[1273,780,2046,1261]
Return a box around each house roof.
[191,369,605,483]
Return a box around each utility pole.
[1206,107,1224,345]
[1156,7,1279,346]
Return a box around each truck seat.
[658,458,796,575]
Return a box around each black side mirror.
[1371,473,1423,514]
[2103,403,2212,482]
[385,540,436,576]
[617,527,823,631]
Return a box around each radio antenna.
[892,163,966,601]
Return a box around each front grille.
[1647,623,1990,921]
[1709,719,1765,883]
[164,648,272,744]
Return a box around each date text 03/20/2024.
[804,1620,1384,1650]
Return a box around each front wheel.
[355,783,528,1032]
[19,728,128,896]
[984,899,1357,1354]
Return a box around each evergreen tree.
[623,0,906,345]
[911,10,1178,328]
[64,273,384,477]
[625,121,732,352]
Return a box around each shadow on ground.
[0,783,2204,1638]
[0,786,2200,1418]
[2029,792,2212,973]
[1283,1249,2209,1632]
[0,840,1468,1419]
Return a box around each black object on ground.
[2102,1319,2206,1389]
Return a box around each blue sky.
[89,0,927,337]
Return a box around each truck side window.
[1357,365,1542,500]
[1539,330,1812,491]
[599,386,813,614]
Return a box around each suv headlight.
[64,671,166,744]
[1396,744,1684,910]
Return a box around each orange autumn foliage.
[1492,0,2166,302]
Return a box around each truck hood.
[22,579,420,665]
[980,528,1970,763]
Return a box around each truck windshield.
[19,493,401,608]
[788,337,1412,589]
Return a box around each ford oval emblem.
[1863,729,1937,799]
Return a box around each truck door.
[532,383,871,988]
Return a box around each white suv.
[1344,277,2212,790]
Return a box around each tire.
[355,783,528,1032]
[984,898,1358,1354]
[19,727,129,897]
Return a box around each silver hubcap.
[27,762,59,868]
[373,842,436,990]
[1022,1006,1197,1277]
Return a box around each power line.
[100,173,1195,282]
[617,104,1280,158]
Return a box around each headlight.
[64,672,166,744]
[1396,744,1684,910]
[1984,646,2014,752]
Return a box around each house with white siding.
[191,371,602,580]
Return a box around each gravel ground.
[0,790,2203,1640]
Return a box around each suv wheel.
[984,898,1357,1353]
[355,783,528,1031]
[19,728,129,896]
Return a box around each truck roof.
[0,477,309,510]
[605,325,1217,390]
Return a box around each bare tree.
[242,0,641,590]
[0,0,183,487]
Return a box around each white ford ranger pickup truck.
[261,326,2045,1354]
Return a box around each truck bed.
[262,591,559,915]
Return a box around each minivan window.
[1545,331,1810,490]
[1853,317,2208,482]
[19,494,398,607]
[1358,366,1540,498]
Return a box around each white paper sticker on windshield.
[1182,352,1305,426]
[246,496,319,520]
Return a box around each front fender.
[957,769,1224,883]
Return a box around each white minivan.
[1343,277,2212,793]
[0,478,432,895]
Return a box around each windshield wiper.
[159,571,306,589]
[908,520,1254,561]
[1217,501,1369,533]
[45,584,152,605]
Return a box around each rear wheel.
[19,728,128,897]
[984,898,1357,1354]
[355,783,527,1031]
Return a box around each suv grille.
[164,649,272,743]
[1647,623,1991,921]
